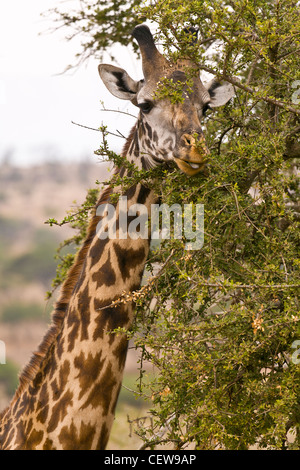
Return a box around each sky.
[0,0,141,166]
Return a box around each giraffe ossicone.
[0,24,233,450]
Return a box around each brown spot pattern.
[92,250,116,287]
[92,304,130,340]
[58,420,96,450]
[47,389,73,434]
[74,351,104,400]
[80,362,117,414]
[113,243,146,282]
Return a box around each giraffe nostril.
[183,134,193,146]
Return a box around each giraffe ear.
[98,64,139,101]
[205,79,235,107]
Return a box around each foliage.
[132,165,300,450]
[0,302,45,323]
[47,0,299,449]
[0,360,19,396]
[45,0,145,67]
[6,239,59,287]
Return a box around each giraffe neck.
[0,123,158,450]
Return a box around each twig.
[116,129,126,139]
[217,125,235,155]
[190,281,300,290]
[96,250,176,311]
[278,46,300,61]
[229,187,242,220]
[281,255,289,283]
[138,414,176,450]
[100,107,137,119]
[245,56,260,85]
[71,120,125,139]
[71,120,100,132]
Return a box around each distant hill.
[0,159,110,229]
[0,159,109,403]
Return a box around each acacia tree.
[48,0,300,449]
[47,0,145,65]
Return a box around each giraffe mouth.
[173,157,206,176]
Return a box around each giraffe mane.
[0,125,137,420]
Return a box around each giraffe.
[0,24,233,450]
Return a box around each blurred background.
[0,0,149,449]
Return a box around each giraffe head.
[99,25,234,176]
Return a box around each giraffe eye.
[137,101,153,114]
[202,103,211,117]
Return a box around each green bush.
[0,360,19,396]
[0,302,45,323]
[6,240,58,286]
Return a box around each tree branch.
[191,282,300,290]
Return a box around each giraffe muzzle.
[174,158,206,176]
[174,133,209,176]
